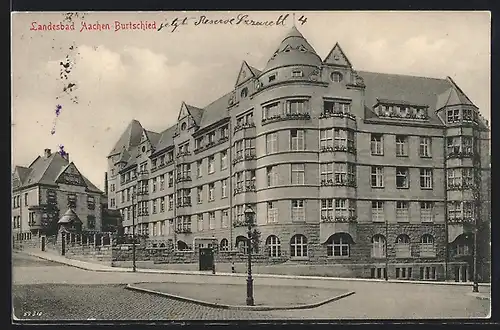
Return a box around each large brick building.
[107,27,491,281]
[12,148,104,239]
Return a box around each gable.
[178,102,190,120]
[324,43,352,68]
[235,61,256,87]
[55,163,88,187]
[140,130,149,144]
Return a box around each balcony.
[176,175,192,183]
[232,219,247,228]
[175,228,192,234]
[320,179,356,187]
[137,171,149,180]
[233,122,255,134]
[261,113,311,125]
[320,216,357,223]
[319,111,356,121]
[320,145,357,154]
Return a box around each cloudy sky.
[11,11,490,190]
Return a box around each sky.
[11,11,491,190]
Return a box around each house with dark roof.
[12,148,103,238]
[106,27,490,282]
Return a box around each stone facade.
[106,27,490,281]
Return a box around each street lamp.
[244,205,255,306]
[212,235,216,275]
[131,190,137,272]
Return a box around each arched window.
[420,234,436,257]
[371,234,386,258]
[290,234,308,257]
[331,71,343,83]
[177,240,189,251]
[181,122,187,131]
[266,235,281,257]
[235,235,248,254]
[395,234,411,258]
[326,234,350,257]
[220,238,229,252]
[240,87,248,98]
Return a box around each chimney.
[104,172,109,195]
[44,148,51,158]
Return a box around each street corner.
[126,282,355,311]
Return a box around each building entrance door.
[199,248,214,271]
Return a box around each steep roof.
[324,42,352,68]
[152,125,176,156]
[435,76,477,110]
[145,130,161,147]
[107,119,143,157]
[198,92,232,128]
[15,151,102,193]
[14,166,32,184]
[185,104,204,126]
[58,208,82,224]
[263,26,322,73]
[359,71,451,125]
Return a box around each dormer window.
[181,122,187,131]
[269,74,277,83]
[292,70,303,77]
[208,131,216,144]
[331,72,343,83]
[463,109,473,121]
[447,109,460,123]
[141,146,146,153]
[241,87,248,98]
[298,45,307,52]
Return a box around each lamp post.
[212,235,216,275]
[244,205,255,306]
[131,190,137,272]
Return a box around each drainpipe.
[443,127,449,281]
[173,147,178,251]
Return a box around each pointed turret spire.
[436,77,477,110]
[263,26,321,73]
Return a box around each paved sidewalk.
[18,249,491,288]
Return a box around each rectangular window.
[87,196,95,210]
[209,212,216,229]
[463,168,474,187]
[195,137,203,150]
[197,186,203,204]
[291,200,305,222]
[335,199,348,218]
[220,125,229,139]
[235,172,244,191]
[396,201,409,222]
[395,135,408,156]
[396,267,412,280]
[447,137,461,155]
[221,210,229,228]
[321,163,334,183]
[420,266,437,280]
[334,163,347,184]
[371,134,383,155]
[221,150,228,170]
[208,183,215,201]
[396,167,409,188]
[197,160,203,177]
[286,100,306,114]
[245,170,256,190]
[160,197,165,213]
[152,177,157,193]
[419,137,432,157]
[152,199,157,214]
[291,163,305,184]
[447,168,462,188]
[197,214,204,232]
[266,133,278,153]
[320,129,334,149]
[168,171,174,188]
[290,129,305,151]
[168,194,174,210]
[87,215,96,229]
[371,166,384,188]
[420,202,433,222]
[68,194,77,208]
[152,159,157,170]
[321,199,334,220]
[334,129,348,149]
[221,179,227,198]
[244,139,256,158]
[267,201,279,223]
[462,136,473,154]
[208,156,215,174]
[292,70,303,77]
[208,131,216,145]
[159,174,165,190]
[447,109,460,123]
[420,168,433,189]
[263,102,280,119]
[267,166,278,186]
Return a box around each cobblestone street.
[12,253,490,320]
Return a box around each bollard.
[212,262,216,274]
[231,262,235,273]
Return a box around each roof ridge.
[358,70,447,81]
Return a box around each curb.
[125,283,355,311]
[20,251,492,288]
[467,293,491,301]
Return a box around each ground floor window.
[220,238,229,251]
[290,234,307,257]
[371,267,386,279]
[177,240,190,251]
[266,235,281,257]
[420,266,437,280]
[395,267,412,279]
[326,233,350,257]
